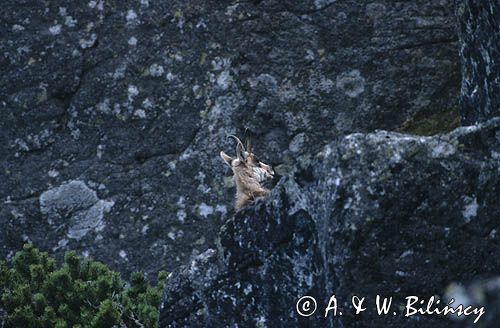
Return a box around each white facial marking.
[253,167,272,182]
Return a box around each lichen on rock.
[40,180,114,240]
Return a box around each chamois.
[220,135,274,210]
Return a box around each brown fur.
[220,136,274,210]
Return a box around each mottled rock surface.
[160,182,322,327]
[160,118,500,327]
[457,1,500,124]
[0,0,460,277]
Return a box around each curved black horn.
[246,138,252,154]
[227,135,246,160]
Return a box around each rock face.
[159,1,500,326]
[0,0,460,277]
[160,183,322,327]
[457,1,500,124]
[160,117,500,328]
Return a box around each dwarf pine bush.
[0,244,167,328]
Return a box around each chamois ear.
[220,151,233,167]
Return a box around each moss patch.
[399,109,461,136]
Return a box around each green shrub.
[0,244,167,328]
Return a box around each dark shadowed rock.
[160,117,500,327]
[457,0,500,124]
[0,0,460,277]
[160,181,324,327]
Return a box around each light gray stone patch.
[49,24,62,35]
[336,69,366,98]
[462,196,478,223]
[40,180,114,240]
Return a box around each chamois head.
[220,135,274,210]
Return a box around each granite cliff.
[1,0,498,327]
[1,0,461,278]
